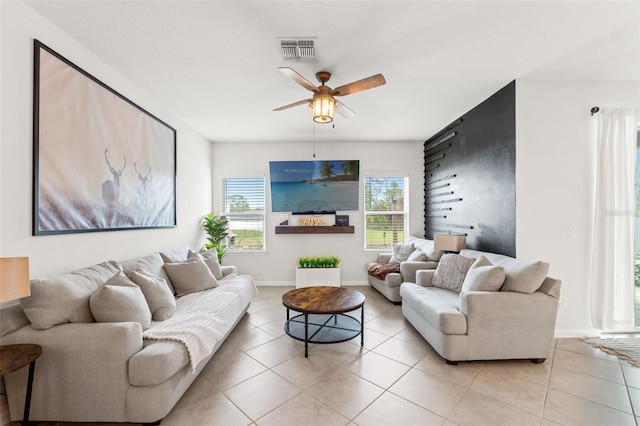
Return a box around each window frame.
[220,176,266,253]
[363,174,409,250]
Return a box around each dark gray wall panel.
[424,81,516,257]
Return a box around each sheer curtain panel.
[591,107,639,330]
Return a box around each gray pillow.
[188,248,223,280]
[407,249,427,262]
[163,253,219,297]
[460,256,505,293]
[501,259,550,293]
[89,271,151,330]
[431,254,476,293]
[389,242,415,264]
[127,269,176,321]
[21,260,120,330]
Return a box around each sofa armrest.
[221,265,237,276]
[460,291,559,358]
[375,253,393,264]
[400,261,439,283]
[415,269,436,286]
[2,322,143,422]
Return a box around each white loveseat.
[400,249,561,364]
[0,246,255,424]
[367,236,443,303]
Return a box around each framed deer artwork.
[32,40,177,235]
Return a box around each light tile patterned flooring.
[1,285,639,426]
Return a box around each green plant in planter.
[202,213,229,262]
[298,256,340,268]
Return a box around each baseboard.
[554,329,602,338]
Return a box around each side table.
[0,344,42,425]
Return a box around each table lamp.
[434,233,467,253]
[0,257,30,304]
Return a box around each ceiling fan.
[274,67,386,124]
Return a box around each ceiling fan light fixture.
[311,95,334,123]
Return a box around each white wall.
[212,138,424,285]
[0,2,212,278]
[516,79,640,336]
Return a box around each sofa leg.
[445,360,458,365]
[530,358,546,364]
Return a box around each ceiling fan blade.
[278,67,317,92]
[335,101,355,118]
[273,99,311,111]
[332,73,386,97]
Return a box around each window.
[364,176,408,249]
[221,177,265,251]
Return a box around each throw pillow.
[21,260,121,330]
[407,249,427,262]
[409,237,444,262]
[389,242,415,264]
[501,259,550,293]
[89,271,152,330]
[163,253,219,297]
[127,269,176,321]
[188,248,223,280]
[431,254,476,292]
[460,256,506,292]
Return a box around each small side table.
[0,344,42,425]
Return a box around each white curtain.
[591,107,639,330]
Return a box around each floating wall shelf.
[275,226,354,234]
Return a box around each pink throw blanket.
[368,263,400,280]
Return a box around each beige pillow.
[431,254,476,292]
[89,271,151,330]
[163,253,219,297]
[127,269,176,321]
[188,248,223,280]
[461,256,505,292]
[389,242,415,264]
[501,259,550,293]
[21,260,120,330]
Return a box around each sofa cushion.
[21,260,120,330]
[127,269,176,321]
[163,253,219,297]
[129,340,190,386]
[120,252,175,295]
[432,254,476,293]
[189,248,223,280]
[460,256,506,293]
[501,260,549,293]
[389,242,414,264]
[399,283,467,335]
[89,271,152,330]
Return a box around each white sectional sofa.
[400,249,561,364]
[0,246,255,424]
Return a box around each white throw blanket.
[142,275,257,372]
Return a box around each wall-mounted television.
[269,160,359,213]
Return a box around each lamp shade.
[311,95,334,123]
[434,233,466,252]
[0,257,30,303]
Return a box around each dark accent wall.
[424,81,516,257]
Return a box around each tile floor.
[1,285,639,426]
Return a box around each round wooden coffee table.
[282,286,365,357]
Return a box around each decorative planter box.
[295,268,341,288]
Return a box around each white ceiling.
[25,0,640,144]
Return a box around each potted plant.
[202,213,229,262]
[295,256,341,288]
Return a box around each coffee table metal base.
[284,310,364,357]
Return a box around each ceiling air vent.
[279,39,316,62]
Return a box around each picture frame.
[32,40,177,235]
